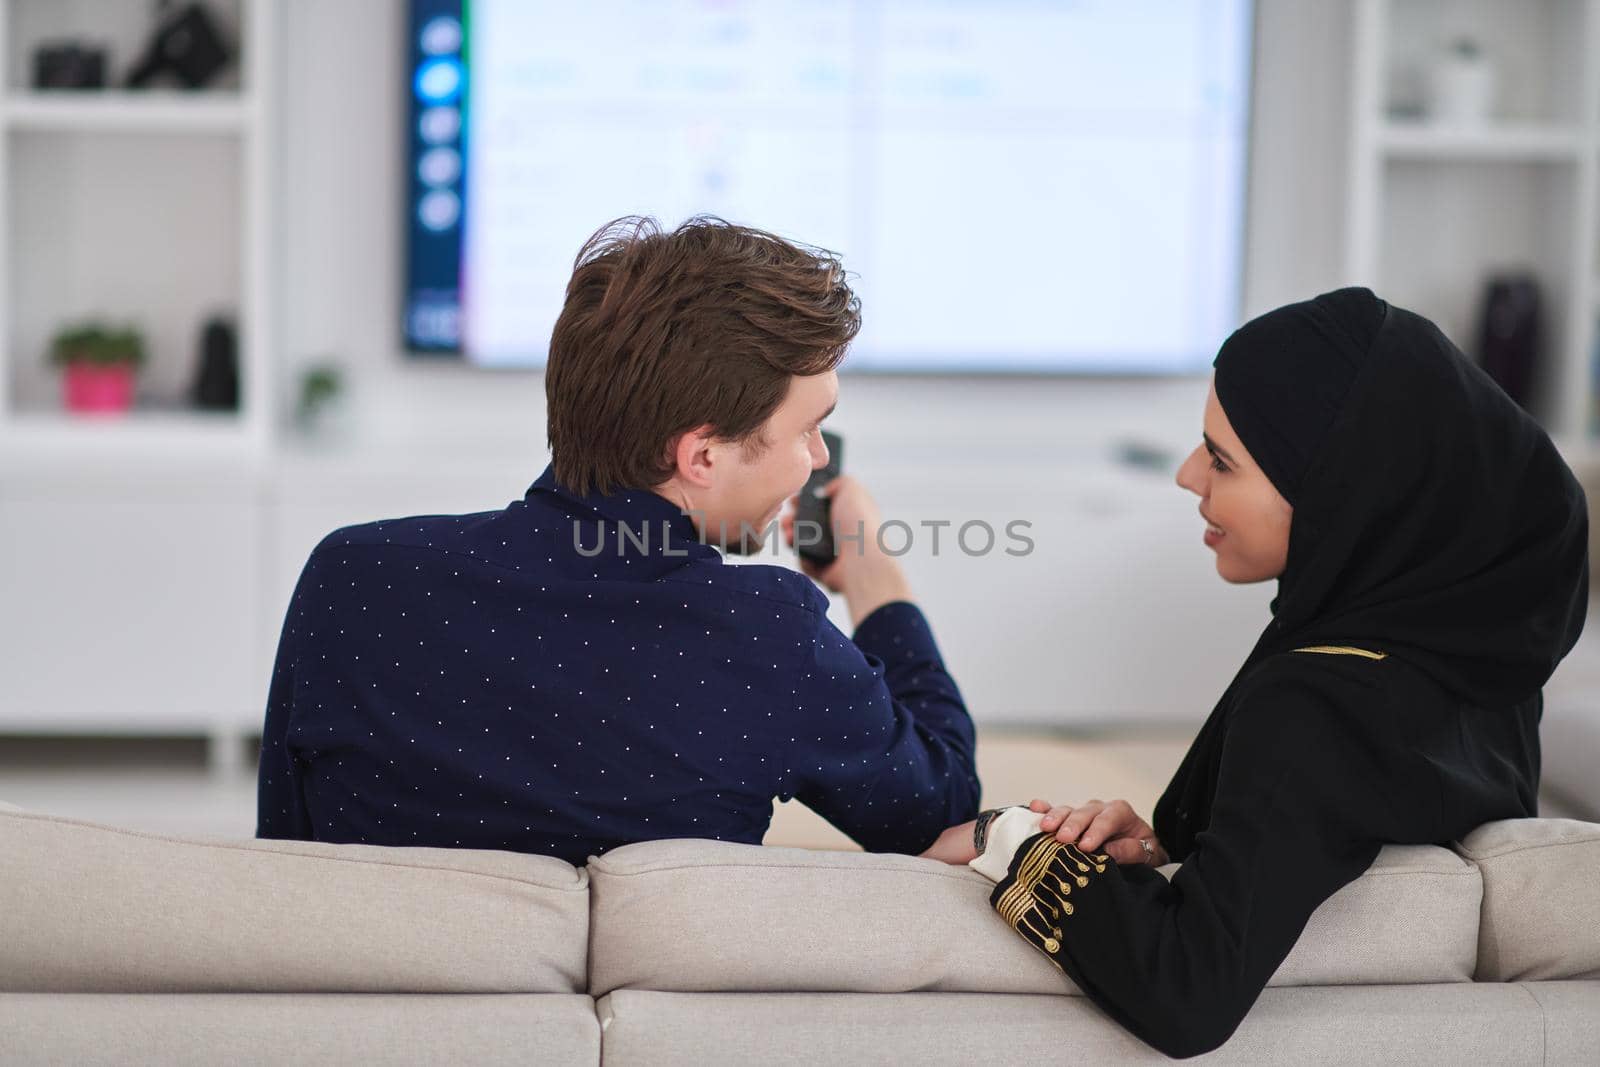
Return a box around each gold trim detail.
[991,834,1110,968]
[1293,645,1387,661]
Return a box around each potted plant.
[48,323,146,414]
[293,359,349,439]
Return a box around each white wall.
[270,0,1357,727]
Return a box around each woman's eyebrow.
[814,400,837,425]
[1203,433,1237,465]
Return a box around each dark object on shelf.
[1475,274,1541,410]
[1113,439,1178,475]
[126,3,233,90]
[33,43,109,89]
[189,317,239,411]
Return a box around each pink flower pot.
[63,361,136,414]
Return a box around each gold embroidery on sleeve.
[992,835,1112,968]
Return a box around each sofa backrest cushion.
[0,808,590,994]
[1454,818,1600,981]
[585,838,1480,995]
[1270,843,1481,986]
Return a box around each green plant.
[48,324,146,369]
[295,363,344,423]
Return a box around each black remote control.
[796,430,843,565]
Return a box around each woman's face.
[1175,380,1293,584]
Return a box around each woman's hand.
[1033,797,1169,867]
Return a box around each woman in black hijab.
[923,287,1589,1058]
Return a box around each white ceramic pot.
[1429,44,1495,125]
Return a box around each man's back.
[257,466,980,863]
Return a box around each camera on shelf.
[32,43,108,90]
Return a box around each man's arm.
[782,599,980,854]
[778,473,980,852]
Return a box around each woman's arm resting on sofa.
[928,684,1387,1059]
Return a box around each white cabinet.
[0,466,263,734]
[861,456,1272,724]
[0,1,277,767]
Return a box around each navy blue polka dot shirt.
[256,464,980,863]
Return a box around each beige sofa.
[2,798,1597,1065]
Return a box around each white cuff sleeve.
[968,807,1047,882]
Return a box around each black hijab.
[1155,287,1589,859]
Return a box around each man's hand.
[782,475,913,627]
[919,819,978,865]
[920,800,1056,865]
[1034,797,1169,866]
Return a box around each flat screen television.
[403,0,1254,372]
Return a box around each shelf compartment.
[5,0,247,94]
[1378,156,1582,427]
[1385,0,1594,126]
[3,128,245,421]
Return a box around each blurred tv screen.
[404,0,1254,373]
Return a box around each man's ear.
[668,425,718,489]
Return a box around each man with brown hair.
[258,216,979,864]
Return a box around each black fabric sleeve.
[988,674,1389,1058]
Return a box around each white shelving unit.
[0,0,274,462]
[0,0,277,773]
[1346,0,1600,446]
